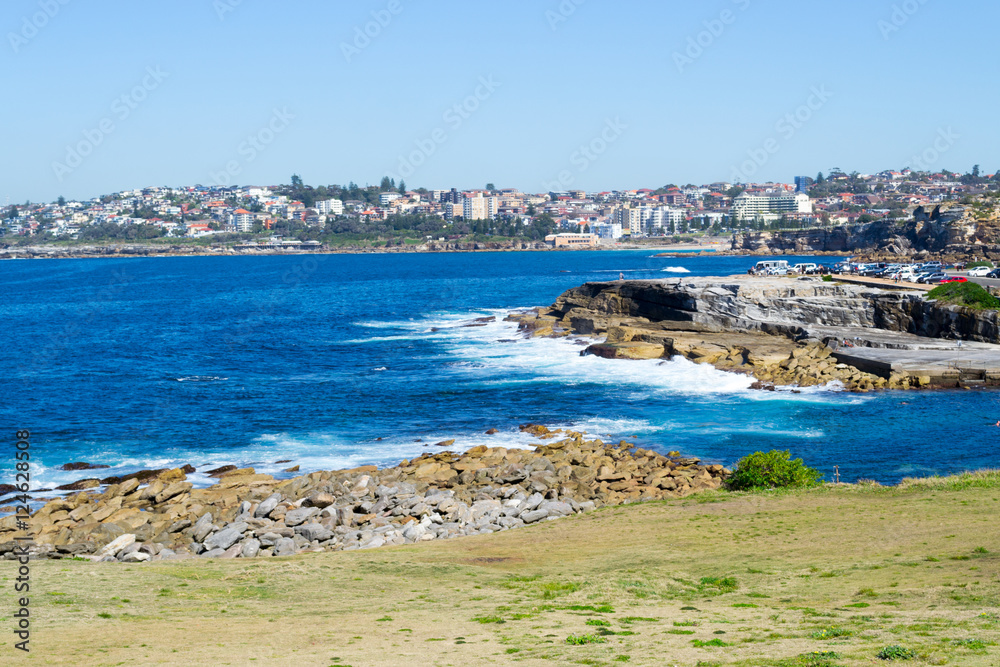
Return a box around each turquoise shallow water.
[1,250,997,493]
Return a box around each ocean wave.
[661,267,691,273]
[175,376,229,382]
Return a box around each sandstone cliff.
[731,201,1000,258]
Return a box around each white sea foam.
[661,267,691,273]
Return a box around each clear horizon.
[3,0,997,204]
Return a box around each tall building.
[794,176,812,193]
[614,206,644,236]
[732,192,812,220]
[462,194,498,220]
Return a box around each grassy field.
[3,473,999,666]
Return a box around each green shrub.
[566,633,606,645]
[876,645,916,660]
[691,638,730,647]
[812,627,854,639]
[699,576,738,593]
[725,450,823,491]
[472,615,505,624]
[927,281,1000,310]
[821,274,834,282]
[967,261,994,269]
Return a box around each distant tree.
[973,164,981,179]
[816,172,825,184]
[57,195,66,206]
[485,182,496,192]
[725,185,745,198]
[291,174,304,188]
[380,176,392,191]
[398,180,406,194]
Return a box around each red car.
[940,276,968,283]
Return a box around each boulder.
[254,493,282,518]
[203,523,247,551]
[283,507,319,527]
[240,538,261,558]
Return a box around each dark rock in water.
[749,381,777,392]
[485,428,499,435]
[0,484,20,498]
[100,468,169,485]
[60,462,111,471]
[497,339,518,343]
[180,464,196,474]
[463,323,488,328]
[56,478,101,491]
[434,439,456,447]
[206,465,238,477]
[283,465,300,473]
[474,316,497,323]
[274,460,292,464]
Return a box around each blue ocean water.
[1,250,997,493]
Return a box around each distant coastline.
[0,241,732,261]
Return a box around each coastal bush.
[699,576,738,593]
[565,633,606,645]
[876,645,916,660]
[725,450,823,491]
[926,281,1000,310]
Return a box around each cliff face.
[731,202,997,257]
[551,277,1000,344]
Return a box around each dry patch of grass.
[2,477,999,665]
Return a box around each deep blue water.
[1,250,997,493]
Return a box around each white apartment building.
[648,207,686,234]
[592,222,624,240]
[379,192,401,206]
[315,199,344,215]
[732,192,812,220]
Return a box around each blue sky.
[2,0,997,203]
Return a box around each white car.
[967,266,993,277]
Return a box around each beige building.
[545,233,599,248]
[462,194,498,220]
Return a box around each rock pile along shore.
[0,426,726,562]
[508,276,1000,392]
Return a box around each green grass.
[565,633,607,645]
[927,281,1000,310]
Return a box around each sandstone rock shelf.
[508,276,1000,391]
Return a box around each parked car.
[967,266,993,277]
[922,273,948,284]
[940,276,968,283]
[987,268,1000,279]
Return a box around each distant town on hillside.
[4,167,999,247]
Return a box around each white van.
[792,263,818,274]
[751,260,789,275]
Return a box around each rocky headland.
[0,426,726,562]
[731,201,1000,262]
[508,275,1000,391]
